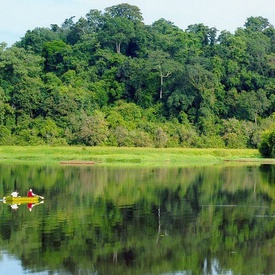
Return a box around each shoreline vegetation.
[0,146,273,166]
[0,10,274,151]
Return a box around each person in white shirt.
[11,191,19,197]
[10,204,19,210]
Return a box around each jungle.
[0,3,275,151]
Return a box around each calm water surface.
[0,163,275,274]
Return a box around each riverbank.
[0,146,270,166]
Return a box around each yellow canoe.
[3,196,41,204]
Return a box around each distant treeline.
[0,3,275,149]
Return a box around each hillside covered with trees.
[0,3,275,149]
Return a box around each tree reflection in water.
[0,164,274,274]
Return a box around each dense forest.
[0,3,275,149]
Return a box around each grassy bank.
[0,146,269,166]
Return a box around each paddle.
[34,195,44,200]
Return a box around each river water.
[0,163,275,274]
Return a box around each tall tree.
[186,23,217,46]
[104,3,143,22]
[147,50,181,99]
[244,16,271,32]
[0,47,44,120]
[42,40,72,74]
[100,4,145,55]
[100,17,135,54]
[16,27,61,54]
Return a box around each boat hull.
[3,196,40,204]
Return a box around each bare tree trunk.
[160,73,164,99]
[116,41,121,53]
[158,64,171,99]
[156,206,161,244]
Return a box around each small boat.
[3,196,41,204]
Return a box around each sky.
[1,0,275,46]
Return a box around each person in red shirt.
[27,201,44,211]
[27,203,34,211]
[27,189,35,197]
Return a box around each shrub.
[259,130,275,158]
[110,126,133,147]
[198,135,225,148]
[154,127,168,148]
[131,130,153,147]
[0,125,14,145]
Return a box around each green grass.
[0,146,268,166]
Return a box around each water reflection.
[3,200,45,211]
[0,164,275,274]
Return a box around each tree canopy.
[0,4,274,151]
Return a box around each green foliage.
[104,3,143,22]
[0,125,13,145]
[0,5,274,149]
[259,128,275,157]
[78,110,109,146]
[154,127,169,148]
[0,164,274,274]
[42,40,72,73]
[222,118,251,148]
[245,16,271,32]
[16,27,62,54]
